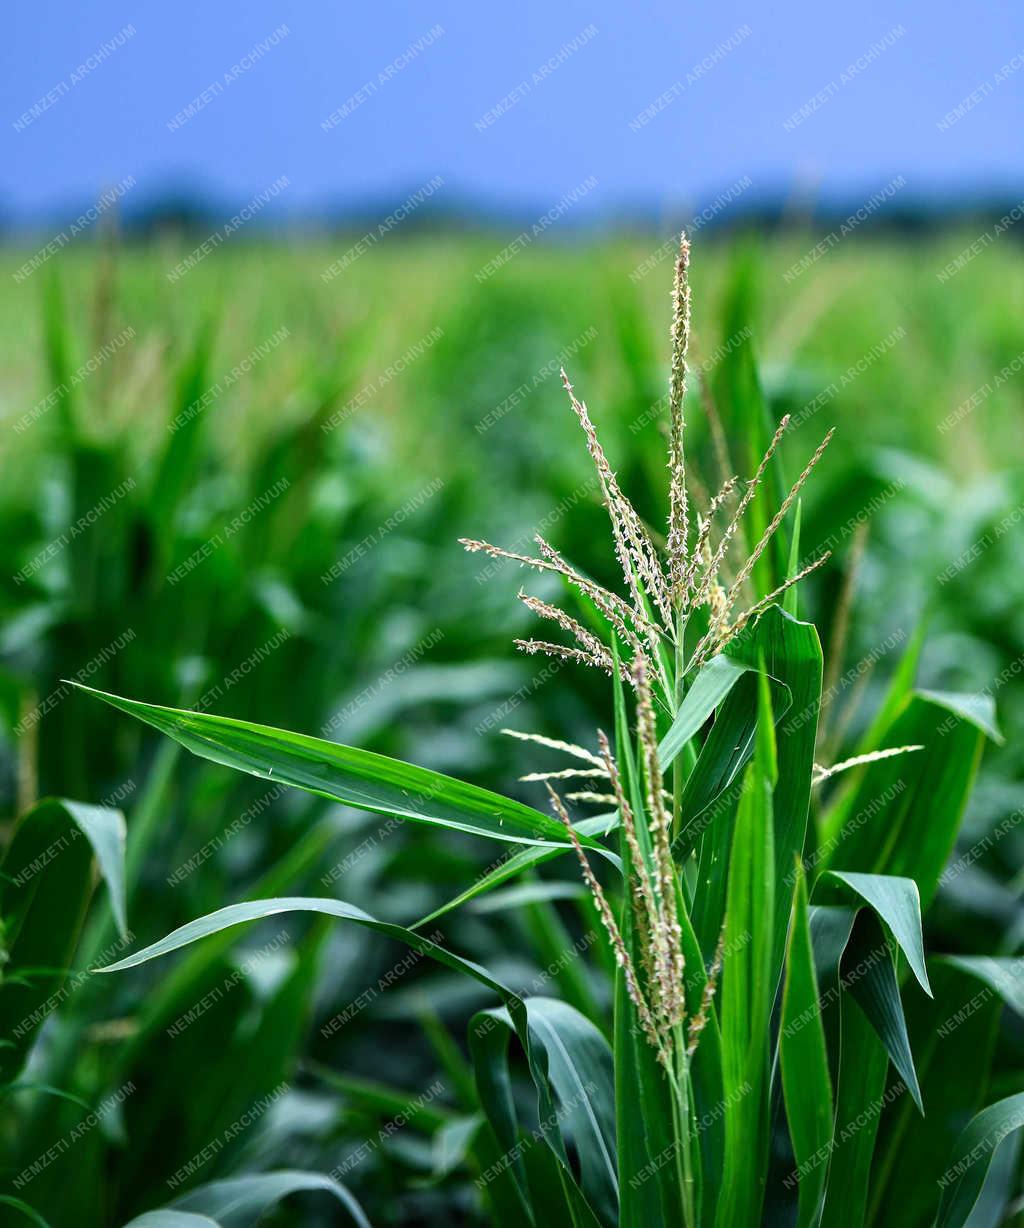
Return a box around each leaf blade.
[70,682,580,849]
[780,863,833,1228]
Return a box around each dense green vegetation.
[0,232,1021,1225]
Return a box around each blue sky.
[4,0,1022,226]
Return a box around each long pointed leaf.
[470,999,612,1227]
[169,1170,369,1228]
[0,798,127,1079]
[817,870,931,996]
[934,1094,1024,1228]
[843,911,923,1112]
[123,1214,220,1227]
[716,672,776,1227]
[659,654,751,769]
[70,683,582,849]
[781,863,833,1228]
[413,815,618,928]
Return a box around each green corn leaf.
[724,610,820,991]
[166,1170,369,1228]
[99,899,607,1224]
[0,798,126,943]
[0,1196,53,1228]
[933,1094,1024,1228]
[915,690,1003,745]
[843,910,923,1113]
[613,947,678,1226]
[675,671,781,861]
[469,881,587,913]
[857,623,926,753]
[413,814,618,929]
[123,1214,219,1227]
[611,643,680,1227]
[469,1005,534,1215]
[816,989,890,1228]
[70,682,589,850]
[818,691,994,911]
[659,653,751,769]
[807,904,858,1108]
[100,896,515,992]
[780,862,833,1228]
[683,607,819,996]
[816,870,931,995]
[431,1113,484,1180]
[959,1131,1023,1228]
[783,500,802,617]
[526,998,617,1221]
[0,798,127,1079]
[867,958,1006,1227]
[470,999,613,1227]
[108,819,337,1073]
[716,671,776,1228]
[677,893,726,1227]
[809,903,925,1224]
[935,955,1024,1016]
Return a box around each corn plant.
[68,237,1022,1227]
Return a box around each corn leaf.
[934,1094,1024,1228]
[816,990,889,1227]
[783,500,802,617]
[659,653,751,769]
[818,691,993,910]
[816,870,931,995]
[780,862,833,1228]
[166,1170,369,1227]
[936,955,1024,1015]
[101,899,610,1223]
[716,671,776,1227]
[683,606,820,993]
[470,999,614,1227]
[867,959,1005,1227]
[843,910,923,1112]
[101,896,515,991]
[0,1196,53,1228]
[413,814,618,929]
[611,645,680,1227]
[123,1214,220,1227]
[70,682,585,849]
[0,798,127,1079]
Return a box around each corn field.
[0,230,1022,1226]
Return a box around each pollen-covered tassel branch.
[518,766,608,783]
[533,535,656,662]
[546,783,667,1062]
[518,591,612,669]
[690,414,791,613]
[667,233,691,603]
[726,552,832,640]
[686,924,726,1059]
[500,728,605,767]
[681,477,737,598]
[597,728,662,977]
[514,637,619,677]
[458,534,662,676]
[560,368,674,632]
[724,426,835,608]
[634,657,686,1031]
